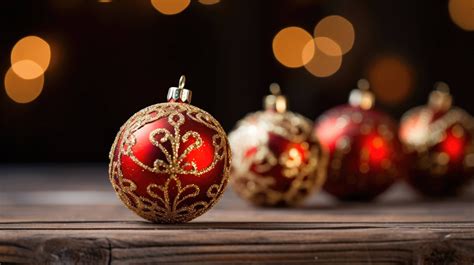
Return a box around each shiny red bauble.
[399,83,474,197]
[229,85,327,207]
[109,76,231,223]
[314,82,405,201]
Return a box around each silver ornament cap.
[349,79,375,110]
[167,75,192,103]
[264,83,288,113]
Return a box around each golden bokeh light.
[367,55,414,105]
[198,0,220,5]
[11,36,51,78]
[314,37,343,57]
[11,60,44,80]
[272,27,314,68]
[303,37,342,77]
[151,0,191,15]
[4,67,44,104]
[314,15,355,55]
[448,0,474,31]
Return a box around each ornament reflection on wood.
[399,82,474,197]
[229,83,327,207]
[314,79,405,201]
[108,76,231,223]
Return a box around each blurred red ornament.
[229,84,327,207]
[399,82,474,197]
[314,79,405,201]
[109,76,231,223]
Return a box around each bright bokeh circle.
[314,15,355,55]
[11,36,51,79]
[151,0,191,15]
[5,67,44,104]
[303,37,343,77]
[449,0,474,31]
[273,27,315,68]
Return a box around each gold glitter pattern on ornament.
[319,108,400,183]
[108,103,231,223]
[401,107,474,173]
[230,111,327,206]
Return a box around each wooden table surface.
[1,165,474,264]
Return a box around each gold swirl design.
[401,107,474,173]
[402,107,474,149]
[229,111,327,206]
[109,103,231,223]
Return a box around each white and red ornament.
[314,80,405,201]
[229,84,327,207]
[399,82,474,196]
[109,76,231,223]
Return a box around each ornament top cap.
[264,83,287,113]
[167,75,192,104]
[428,81,452,111]
[349,79,375,110]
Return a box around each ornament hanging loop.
[178,75,186,89]
[349,79,375,110]
[167,75,192,104]
[264,83,287,113]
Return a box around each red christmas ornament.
[229,84,327,207]
[399,82,474,197]
[314,80,405,201]
[109,76,231,223]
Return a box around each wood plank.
[2,220,474,230]
[1,225,474,264]
[1,165,474,264]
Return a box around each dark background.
[0,0,473,163]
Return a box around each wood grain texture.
[1,165,474,264]
[1,221,474,264]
